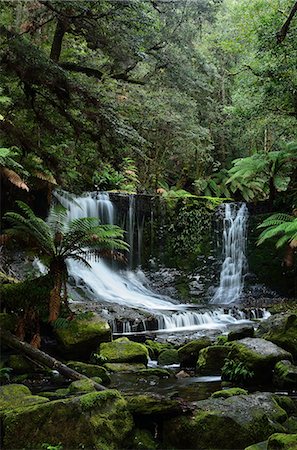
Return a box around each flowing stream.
[52,192,265,334]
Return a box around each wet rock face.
[256,313,297,359]
[226,338,292,383]
[2,389,133,450]
[163,393,288,449]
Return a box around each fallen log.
[0,328,107,391]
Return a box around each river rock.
[257,313,297,359]
[158,349,179,366]
[228,325,255,341]
[163,392,287,449]
[144,339,174,360]
[55,313,111,360]
[104,363,146,372]
[273,360,297,388]
[99,337,149,365]
[126,394,184,417]
[67,361,110,384]
[211,387,248,398]
[226,338,292,383]
[0,384,48,412]
[68,378,98,394]
[196,345,230,375]
[1,389,133,450]
[178,337,212,367]
[267,433,297,449]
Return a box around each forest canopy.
[0,0,296,203]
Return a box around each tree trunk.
[0,329,107,391]
[50,19,67,62]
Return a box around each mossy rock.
[104,363,146,373]
[273,395,296,416]
[196,345,230,375]
[267,433,297,449]
[126,394,183,417]
[211,387,248,398]
[284,417,297,434]
[137,368,171,378]
[68,378,98,394]
[245,442,268,450]
[55,313,111,360]
[0,384,48,413]
[99,337,148,365]
[178,337,212,368]
[144,339,174,360]
[2,389,133,450]
[0,313,17,333]
[41,388,70,399]
[273,360,297,388]
[228,326,255,342]
[163,392,287,449]
[67,361,110,384]
[158,349,179,366]
[257,314,297,359]
[226,338,292,383]
[126,428,157,449]
[8,354,39,375]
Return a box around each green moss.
[137,368,171,378]
[211,388,248,398]
[99,337,148,365]
[0,384,48,412]
[158,349,179,366]
[144,339,174,359]
[274,360,297,388]
[267,433,297,449]
[284,417,297,434]
[8,354,38,374]
[244,441,268,450]
[67,361,110,384]
[68,379,97,394]
[178,337,212,367]
[196,345,230,375]
[273,395,296,415]
[104,363,146,373]
[126,394,181,417]
[127,428,157,449]
[41,389,70,399]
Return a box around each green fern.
[257,213,297,248]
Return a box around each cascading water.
[52,192,262,333]
[211,203,249,305]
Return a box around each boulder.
[144,339,174,360]
[244,442,268,450]
[158,349,179,366]
[257,313,297,359]
[126,428,157,449]
[68,379,97,394]
[228,326,255,341]
[8,354,39,375]
[1,389,133,450]
[0,384,48,412]
[267,433,297,449]
[178,337,212,367]
[104,363,146,373]
[55,313,111,360]
[284,417,297,434]
[226,338,292,383]
[67,361,110,384]
[126,394,183,418]
[163,392,287,449]
[211,387,248,398]
[99,337,148,365]
[196,345,230,375]
[273,360,297,388]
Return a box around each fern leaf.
[1,168,29,191]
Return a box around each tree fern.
[257,213,297,248]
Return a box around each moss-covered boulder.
[2,389,134,450]
[257,313,297,359]
[41,388,70,400]
[104,362,146,373]
[228,326,255,342]
[178,337,212,368]
[284,417,297,434]
[7,354,39,375]
[67,361,110,384]
[68,378,97,394]
[126,394,183,418]
[211,387,248,398]
[163,392,287,449]
[267,433,297,449]
[55,313,111,360]
[226,338,292,383]
[244,442,268,450]
[273,360,297,388]
[0,384,48,412]
[99,337,148,365]
[126,428,157,449]
[158,349,179,366]
[144,339,174,360]
[196,345,230,375]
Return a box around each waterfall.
[211,203,249,305]
[52,192,257,333]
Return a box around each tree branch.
[277,1,297,43]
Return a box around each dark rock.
[267,433,297,449]
[273,360,297,388]
[67,361,110,385]
[178,337,212,367]
[158,349,179,366]
[196,345,230,375]
[228,326,255,341]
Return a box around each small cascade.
[211,203,249,305]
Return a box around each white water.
[52,192,258,332]
[211,203,249,305]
